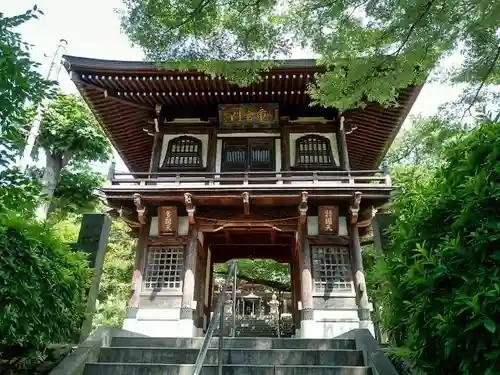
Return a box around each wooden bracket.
[357,206,375,228]
[241,192,250,216]
[118,206,140,228]
[154,104,162,133]
[184,192,196,224]
[349,191,362,224]
[132,193,148,225]
[298,191,308,224]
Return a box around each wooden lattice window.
[295,135,335,169]
[312,245,353,292]
[144,246,184,290]
[162,136,202,169]
[221,138,274,172]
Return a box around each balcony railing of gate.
[108,169,391,187]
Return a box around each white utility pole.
[18,38,68,172]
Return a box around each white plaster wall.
[275,138,282,173]
[307,216,348,236]
[123,319,181,337]
[289,132,340,167]
[160,133,209,167]
[215,139,223,174]
[314,321,362,338]
[178,217,189,235]
[137,308,180,320]
[149,216,189,236]
[123,314,200,337]
[150,216,159,236]
[314,309,359,321]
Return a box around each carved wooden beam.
[349,191,362,224]
[241,192,250,216]
[132,193,148,225]
[118,206,141,228]
[298,191,308,224]
[357,206,375,228]
[184,192,196,224]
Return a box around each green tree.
[51,168,106,219]
[0,8,51,163]
[0,9,52,216]
[214,259,291,291]
[93,220,136,328]
[37,92,111,219]
[387,115,468,166]
[369,119,500,374]
[120,0,500,110]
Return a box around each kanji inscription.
[158,206,178,234]
[219,103,279,129]
[318,205,339,234]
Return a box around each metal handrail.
[192,260,238,375]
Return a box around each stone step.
[99,348,364,366]
[111,337,356,350]
[84,363,372,375]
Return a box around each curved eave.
[64,56,423,172]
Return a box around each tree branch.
[168,0,213,31]
[393,0,437,57]
[460,44,500,122]
[214,271,290,291]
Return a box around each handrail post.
[218,298,224,375]
[191,260,237,375]
[232,262,237,337]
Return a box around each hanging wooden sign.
[158,206,178,234]
[218,103,279,129]
[318,205,339,234]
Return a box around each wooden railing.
[107,169,391,188]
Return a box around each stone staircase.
[83,336,373,375]
[234,317,278,337]
[215,316,295,337]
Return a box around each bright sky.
[4,0,466,173]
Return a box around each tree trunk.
[36,153,62,220]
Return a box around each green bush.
[93,220,135,329]
[0,211,90,360]
[371,121,500,374]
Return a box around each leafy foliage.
[0,8,51,162]
[215,259,290,290]
[93,220,136,329]
[36,92,111,218]
[0,168,41,215]
[39,92,111,166]
[387,115,468,166]
[120,0,500,110]
[370,120,500,374]
[52,168,106,218]
[0,211,90,360]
